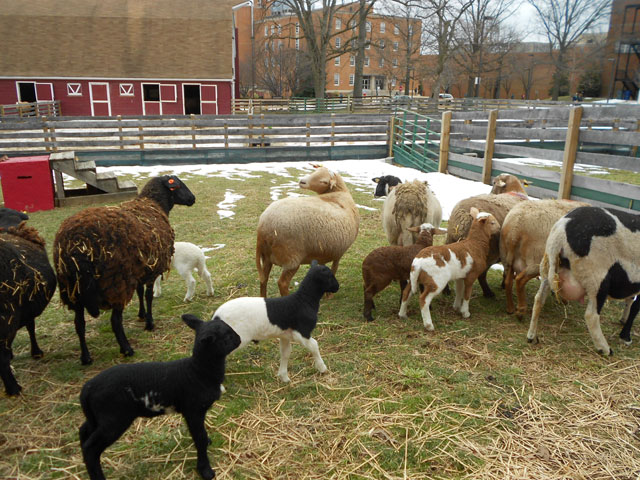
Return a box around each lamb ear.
[469,207,479,219]
[372,177,381,183]
[182,314,203,330]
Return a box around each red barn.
[0,0,245,116]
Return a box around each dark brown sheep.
[54,175,195,365]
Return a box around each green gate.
[391,109,440,172]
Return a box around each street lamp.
[474,15,494,98]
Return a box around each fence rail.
[0,101,61,118]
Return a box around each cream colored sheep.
[382,180,442,246]
[500,198,589,319]
[490,173,529,195]
[445,191,527,297]
[256,166,359,297]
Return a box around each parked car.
[439,93,454,101]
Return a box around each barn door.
[89,82,111,116]
[35,83,54,101]
[201,85,218,114]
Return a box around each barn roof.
[0,0,240,80]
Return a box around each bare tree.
[527,0,610,100]
[352,0,377,98]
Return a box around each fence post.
[388,116,395,157]
[191,114,197,149]
[260,114,265,146]
[558,106,583,200]
[330,113,335,147]
[306,121,311,148]
[117,115,124,149]
[481,109,498,185]
[139,125,144,150]
[42,116,50,152]
[248,114,253,147]
[224,122,229,148]
[438,111,452,174]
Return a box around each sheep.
[0,217,56,395]
[362,223,446,322]
[445,190,527,298]
[398,208,501,330]
[527,206,640,355]
[212,260,339,383]
[0,207,29,228]
[256,166,359,297]
[79,313,241,480]
[153,242,214,302]
[372,175,402,197]
[490,173,529,195]
[382,179,443,246]
[500,199,589,319]
[54,175,196,365]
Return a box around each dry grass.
[1,166,639,479]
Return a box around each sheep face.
[162,175,196,206]
[0,208,28,230]
[372,175,402,197]
[299,167,336,194]
[182,314,241,361]
[490,173,527,195]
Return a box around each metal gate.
[391,109,440,172]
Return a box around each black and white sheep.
[372,175,402,197]
[54,175,196,365]
[527,206,640,355]
[362,223,445,321]
[79,314,240,480]
[213,261,339,383]
[0,213,56,395]
[153,241,214,302]
[382,179,443,246]
[256,166,358,297]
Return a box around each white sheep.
[382,179,442,246]
[153,242,214,302]
[256,166,359,297]
[528,206,640,355]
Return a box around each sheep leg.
[453,278,464,311]
[74,307,93,365]
[184,410,215,480]
[363,279,387,322]
[136,283,146,320]
[584,297,612,356]
[477,270,495,298]
[143,285,155,331]
[527,278,550,344]
[292,331,327,375]
[153,276,162,298]
[110,308,134,357]
[418,288,437,331]
[277,337,293,382]
[277,266,299,297]
[258,257,273,298]
[0,337,21,396]
[200,267,214,297]
[619,297,639,345]
[81,417,134,480]
[459,277,475,319]
[183,271,197,302]
[24,316,44,358]
[398,282,413,319]
[514,267,540,320]
[504,263,516,314]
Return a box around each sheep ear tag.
[166,177,180,191]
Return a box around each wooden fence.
[392,105,640,211]
[0,101,61,118]
[0,113,390,164]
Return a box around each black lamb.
[0,210,56,395]
[79,313,240,480]
[54,175,195,365]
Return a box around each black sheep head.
[162,175,196,207]
[307,260,340,294]
[372,175,402,197]
[139,175,196,213]
[182,314,241,360]
[0,207,28,230]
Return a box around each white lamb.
[153,242,214,302]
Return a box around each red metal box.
[0,155,54,212]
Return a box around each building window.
[349,74,355,86]
[351,20,357,30]
[350,55,355,66]
[365,56,370,66]
[143,83,160,101]
[378,58,384,67]
[394,25,400,35]
[408,25,413,35]
[265,26,268,37]
[366,21,371,32]
[380,39,385,49]
[119,83,134,96]
[335,56,341,65]
[67,83,82,96]
[393,41,399,51]
[271,25,275,35]
[391,77,397,87]
[380,22,386,33]
[278,25,282,35]
[336,18,341,29]
[336,37,341,48]
[393,58,398,67]
[334,73,340,86]
[296,23,299,35]
[295,38,300,50]
[351,39,356,48]
[365,41,370,49]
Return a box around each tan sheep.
[500,198,589,319]
[256,166,359,297]
[490,173,529,195]
[382,179,442,246]
[445,191,527,297]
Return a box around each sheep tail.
[409,266,420,294]
[256,242,267,284]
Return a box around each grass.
[1,166,640,480]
